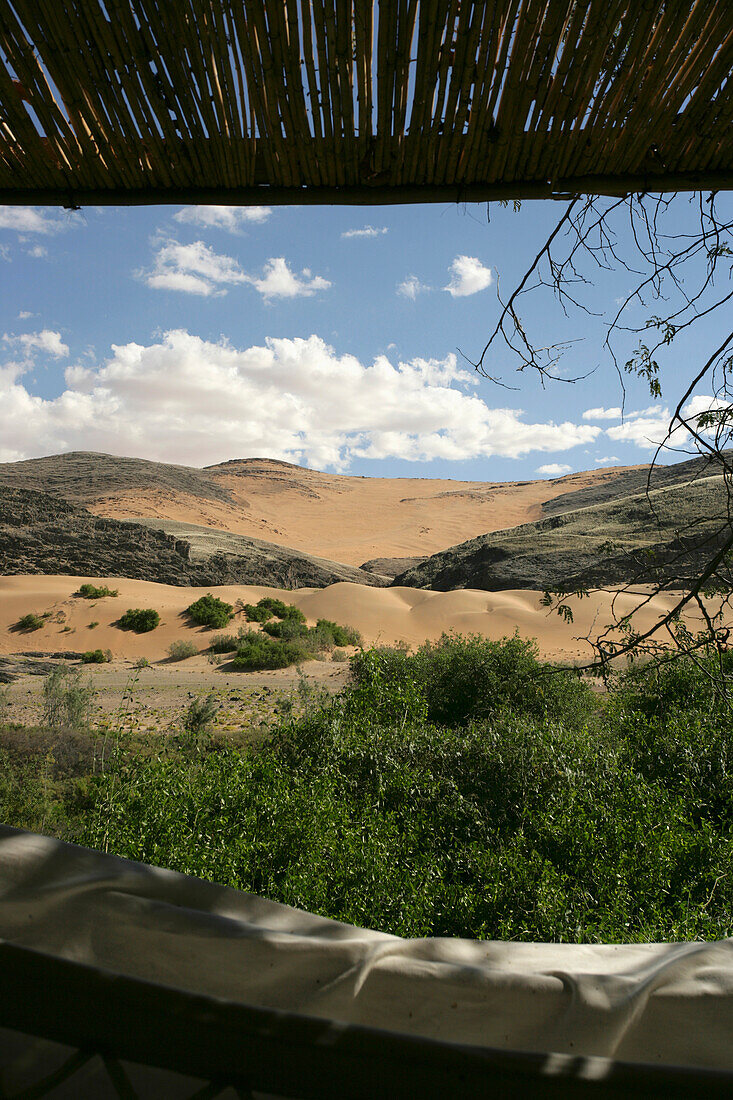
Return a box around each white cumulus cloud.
[536,463,572,477]
[0,207,80,234]
[0,330,601,468]
[595,455,620,464]
[444,255,492,297]
[245,257,331,301]
[341,225,388,239]
[583,406,622,420]
[142,239,247,296]
[173,205,271,231]
[397,275,430,300]
[142,242,330,301]
[3,330,69,359]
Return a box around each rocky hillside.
[393,476,732,592]
[0,488,386,589]
[0,451,642,566]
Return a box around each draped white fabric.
[0,827,731,1073]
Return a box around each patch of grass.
[167,640,199,661]
[187,595,234,629]
[76,584,119,599]
[118,608,160,633]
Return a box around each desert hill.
[395,474,731,592]
[0,451,644,566]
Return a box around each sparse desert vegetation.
[167,639,199,661]
[13,612,48,632]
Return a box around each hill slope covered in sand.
[0,452,643,567]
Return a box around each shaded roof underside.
[1,0,732,208]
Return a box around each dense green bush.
[231,632,308,670]
[187,594,234,628]
[81,649,111,664]
[256,598,306,623]
[350,633,589,728]
[8,636,733,943]
[118,608,160,633]
[79,638,733,941]
[76,584,118,599]
[262,618,309,641]
[167,640,199,661]
[314,619,362,648]
[243,603,273,623]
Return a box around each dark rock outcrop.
[0,487,386,589]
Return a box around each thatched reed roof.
[1,1,731,208]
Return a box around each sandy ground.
[1,656,351,735]
[88,460,642,565]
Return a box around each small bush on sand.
[184,692,219,735]
[81,649,111,664]
[14,613,46,632]
[43,667,94,730]
[119,608,160,633]
[76,584,118,599]
[167,640,199,661]
[209,633,239,653]
[187,595,234,629]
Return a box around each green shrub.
[315,619,362,648]
[209,633,239,653]
[76,584,118,599]
[118,608,160,633]
[350,633,591,728]
[184,692,219,734]
[88,621,98,630]
[14,613,46,632]
[256,597,305,622]
[187,594,234,629]
[263,619,309,641]
[81,649,111,664]
[232,633,309,670]
[167,640,199,661]
[243,603,273,623]
[43,667,94,729]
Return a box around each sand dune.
[0,575,718,665]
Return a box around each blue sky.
[1,195,729,480]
